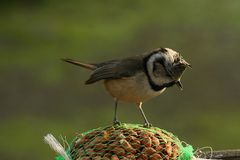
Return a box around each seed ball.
[70,124,182,160]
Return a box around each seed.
[142,147,156,155]
[125,154,136,160]
[130,139,141,149]
[92,156,102,160]
[113,147,125,156]
[111,155,119,160]
[166,142,172,156]
[151,136,160,147]
[120,139,136,154]
[150,153,162,160]
[137,154,148,160]
[141,136,152,147]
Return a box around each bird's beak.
[181,59,192,68]
[176,80,183,90]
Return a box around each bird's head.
[144,48,191,90]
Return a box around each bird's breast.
[103,72,166,103]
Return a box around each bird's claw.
[113,120,121,126]
[143,122,152,128]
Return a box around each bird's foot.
[143,122,152,128]
[113,120,121,126]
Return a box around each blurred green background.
[1,0,240,159]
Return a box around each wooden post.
[198,150,240,160]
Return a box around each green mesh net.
[55,123,193,160]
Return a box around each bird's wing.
[85,56,143,84]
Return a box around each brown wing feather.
[85,56,143,84]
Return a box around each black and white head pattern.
[143,48,189,91]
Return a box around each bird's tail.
[62,58,97,70]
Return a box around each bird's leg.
[113,98,121,125]
[137,102,152,128]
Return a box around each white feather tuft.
[44,134,71,160]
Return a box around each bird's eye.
[174,57,180,63]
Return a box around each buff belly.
[103,73,166,103]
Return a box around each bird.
[62,48,191,128]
